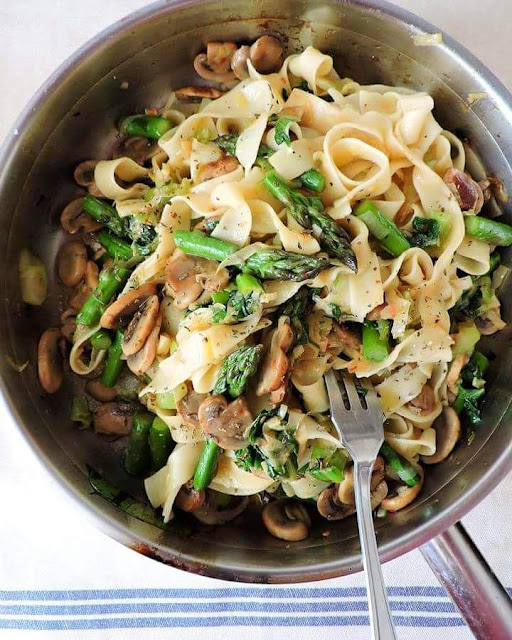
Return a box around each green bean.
[354,200,411,257]
[119,115,173,140]
[101,330,124,388]
[193,439,221,490]
[90,329,112,351]
[362,320,390,362]
[149,417,174,471]
[300,168,326,193]
[76,264,130,327]
[380,442,420,487]
[124,411,153,476]
[464,215,512,246]
[173,230,238,262]
[97,230,133,261]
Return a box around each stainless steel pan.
[1,1,512,636]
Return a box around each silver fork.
[324,369,397,640]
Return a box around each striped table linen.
[1,395,511,640]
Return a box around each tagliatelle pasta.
[38,40,510,539]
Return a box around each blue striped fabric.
[3,586,506,630]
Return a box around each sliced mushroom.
[57,240,88,287]
[421,407,461,465]
[60,308,77,342]
[100,283,157,329]
[475,308,506,335]
[207,41,238,73]
[175,87,224,102]
[165,249,228,309]
[192,490,248,525]
[371,480,389,510]
[194,54,236,85]
[38,328,63,393]
[317,486,355,521]
[112,136,157,165]
[196,156,240,184]
[327,322,362,359]
[127,313,162,376]
[262,499,310,541]
[446,354,470,395]
[198,395,253,449]
[231,45,251,80]
[60,197,103,234]
[444,168,484,213]
[381,466,424,512]
[175,480,206,512]
[122,295,160,357]
[250,36,284,74]
[74,160,98,188]
[93,402,134,435]
[177,383,208,428]
[257,316,294,398]
[68,261,100,309]
[85,379,118,402]
[409,383,435,414]
[337,457,384,505]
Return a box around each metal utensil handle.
[354,462,397,640]
[421,522,512,640]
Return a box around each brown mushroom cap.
[60,197,103,234]
[257,316,293,398]
[57,240,88,287]
[74,160,98,188]
[127,315,161,376]
[475,309,506,335]
[317,486,355,521]
[443,168,484,213]
[192,490,248,525]
[421,407,461,465]
[198,395,253,450]
[175,87,224,102]
[85,379,118,402]
[249,36,284,74]
[122,294,160,357]
[68,261,99,310]
[93,402,134,435]
[177,384,208,428]
[100,283,158,329]
[371,480,389,510]
[262,499,311,541]
[165,250,206,310]
[175,480,206,512]
[38,328,64,394]
[381,466,424,512]
[409,383,435,414]
[231,45,251,80]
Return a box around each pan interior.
[1,0,512,581]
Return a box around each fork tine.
[325,369,345,411]
[363,380,383,415]
[342,373,362,409]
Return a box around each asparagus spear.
[213,344,263,398]
[299,168,326,193]
[119,114,173,140]
[101,330,125,388]
[464,215,512,246]
[193,439,221,490]
[124,411,153,476]
[90,329,113,351]
[380,442,420,487]
[97,230,133,261]
[362,320,390,362]
[354,200,411,257]
[173,230,330,281]
[76,265,130,327]
[263,171,357,271]
[83,194,127,237]
[149,417,174,471]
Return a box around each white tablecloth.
[1,1,511,638]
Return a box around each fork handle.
[353,461,397,640]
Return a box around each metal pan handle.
[421,522,512,639]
